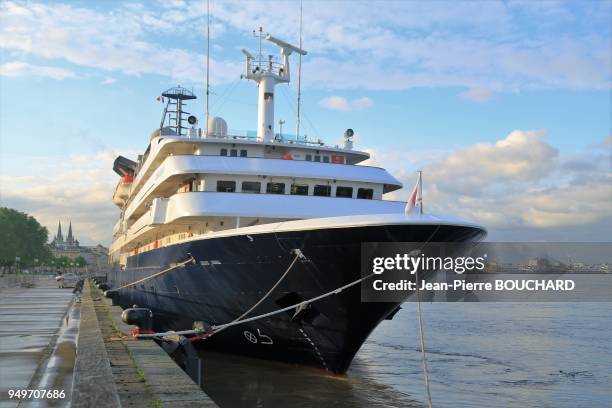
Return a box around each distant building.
[49,221,108,270]
[50,220,79,251]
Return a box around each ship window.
[217,180,236,192]
[314,155,321,162]
[336,186,353,198]
[242,181,261,193]
[266,182,285,194]
[230,149,238,157]
[305,154,312,161]
[357,188,374,199]
[313,185,331,197]
[323,156,330,163]
[240,149,248,157]
[291,184,308,195]
[220,148,227,156]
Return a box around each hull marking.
[299,328,328,370]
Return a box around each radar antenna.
[241,29,307,141]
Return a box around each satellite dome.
[207,117,228,137]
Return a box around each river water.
[201,302,611,407]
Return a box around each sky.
[0,0,610,245]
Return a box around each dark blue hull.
[109,223,484,373]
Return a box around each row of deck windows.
[305,154,329,163]
[216,181,373,199]
[218,148,341,164]
[220,148,248,157]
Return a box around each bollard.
[104,290,119,306]
[121,308,153,332]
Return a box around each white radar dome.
[207,116,228,137]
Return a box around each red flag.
[405,172,422,215]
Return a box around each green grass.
[150,399,163,408]
[136,367,146,383]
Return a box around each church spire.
[67,221,74,244]
[56,221,64,242]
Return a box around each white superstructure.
[109,32,418,265]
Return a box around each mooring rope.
[131,240,434,407]
[106,255,195,293]
[136,271,376,339]
[213,249,303,336]
[414,267,433,408]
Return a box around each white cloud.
[0,61,77,79]
[100,76,116,85]
[588,135,612,149]
[376,131,610,234]
[208,0,610,91]
[319,96,350,111]
[319,96,374,111]
[0,1,608,91]
[0,1,240,85]
[351,97,374,109]
[0,151,124,245]
[460,87,494,102]
[426,130,559,194]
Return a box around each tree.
[0,208,52,267]
[74,256,87,267]
[51,256,71,268]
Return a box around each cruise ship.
[107,33,486,373]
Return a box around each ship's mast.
[241,30,307,141]
[296,0,303,141]
[205,0,211,135]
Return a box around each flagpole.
[418,170,423,215]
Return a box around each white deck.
[111,191,486,255]
[111,210,487,256]
[123,155,402,221]
[188,212,487,239]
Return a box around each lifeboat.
[112,175,133,207]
